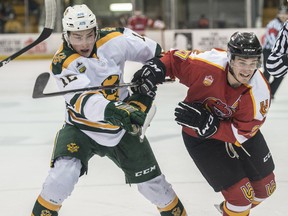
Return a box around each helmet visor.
[68,30,96,45]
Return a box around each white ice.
[0,60,287,216]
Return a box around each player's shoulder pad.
[98,27,124,38]
[51,42,81,75]
[97,27,124,48]
[192,48,228,69]
[248,70,271,119]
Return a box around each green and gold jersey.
[50,27,162,146]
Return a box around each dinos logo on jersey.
[204,97,233,118]
[53,52,66,65]
[76,62,86,73]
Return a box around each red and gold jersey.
[127,15,153,36]
[161,49,271,146]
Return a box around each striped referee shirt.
[263,17,283,50]
[266,21,288,78]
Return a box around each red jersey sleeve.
[160,50,194,87]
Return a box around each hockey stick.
[0,0,56,68]
[32,72,174,99]
[140,103,157,142]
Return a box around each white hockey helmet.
[62,4,97,32]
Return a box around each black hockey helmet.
[227,32,262,59]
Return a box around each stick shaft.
[32,72,174,99]
[0,0,56,68]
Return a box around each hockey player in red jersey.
[131,32,276,215]
[127,10,153,36]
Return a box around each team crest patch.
[203,75,214,86]
[240,182,254,202]
[67,143,79,153]
[266,180,276,196]
[53,53,66,65]
[260,99,269,117]
[171,207,181,216]
[76,62,86,73]
[40,210,52,216]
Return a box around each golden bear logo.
[40,210,52,216]
[67,143,79,153]
[101,75,119,101]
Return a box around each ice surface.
[0,60,287,215]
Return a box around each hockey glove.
[175,101,219,138]
[131,57,166,98]
[104,101,146,133]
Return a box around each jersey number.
[61,75,78,88]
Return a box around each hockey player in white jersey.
[31,4,187,216]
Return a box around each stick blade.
[32,72,50,98]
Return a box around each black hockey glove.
[131,57,166,98]
[104,101,146,133]
[175,101,219,138]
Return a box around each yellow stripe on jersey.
[37,195,61,211]
[74,90,101,113]
[68,110,119,130]
[127,100,147,112]
[96,32,122,48]
[235,141,241,147]
[92,53,98,59]
[63,53,81,69]
[248,88,257,118]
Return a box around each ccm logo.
[135,165,156,177]
[264,152,272,162]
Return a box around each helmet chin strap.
[228,64,242,85]
[228,64,257,87]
